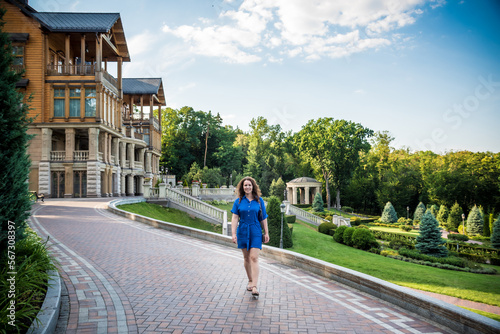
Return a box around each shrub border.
[109,198,500,334]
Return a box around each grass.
[368,226,420,236]
[460,307,500,322]
[289,222,500,308]
[117,203,222,233]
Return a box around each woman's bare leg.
[241,249,252,283]
[249,248,261,293]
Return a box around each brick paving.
[29,198,455,334]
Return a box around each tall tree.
[413,202,426,223]
[415,211,448,257]
[0,8,33,252]
[436,205,449,227]
[492,215,500,249]
[447,202,464,232]
[266,196,293,248]
[466,205,483,235]
[295,118,372,209]
[380,202,398,224]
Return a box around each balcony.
[50,150,90,161]
[46,64,96,76]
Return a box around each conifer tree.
[416,211,448,257]
[312,192,324,212]
[446,202,463,231]
[413,202,426,223]
[266,196,293,248]
[380,201,398,224]
[436,205,448,227]
[269,177,286,201]
[466,205,483,235]
[0,8,33,253]
[491,215,500,249]
[430,204,439,218]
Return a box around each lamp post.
[407,206,409,219]
[461,213,465,234]
[280,203,286,249]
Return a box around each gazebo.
[286,177,322,205]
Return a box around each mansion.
[3,0,166,198]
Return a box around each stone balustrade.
[50,151,66,161]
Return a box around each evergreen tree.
[413,202,426,223]
[0,8,33,253]
[436,205,448,227]
[380,201,398,224]
[466,205,483,235]
[312,192,324,212]
[430,204,439,218]
[269,177,286,201]
[491,215,500,249]
[446,202,463,231]
[266,196,293,248]
[416,211,448,257]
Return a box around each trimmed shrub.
[318,222,336,235]
[312,192,324,212]
[416,211,448,257]
[342,206,354,213]
[333,225,348,244]
[380,202,398,224]
[399,225,412,232]
[447,233,469,242]
[351,217,362,226]
[466,205,483,235]
[413,202,426,222]
[436,205,449,227]
[447,202,463,231]
[266,196,293,248]
[343,227,356,246]
[285,215,296,224]
[352,228,378,250]
[492,215,500,249]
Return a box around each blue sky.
[30,0,500,153]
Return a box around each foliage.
[352,228,378,250]
[0,8,33,253]
[436,205,449,227]
[430,204,439,218]
[415,211,448,257]
[333,225,348,244]
[447,202,464,231]
[380,202,398,224]
[342,227,356,246]
[447,233,469,242]
[0,228,56,332]
[312,192,324,212]
[266,196,293,248]
[318,222,336,235]
[492,215,500,249]
[269,177,286,201]
[466,205,483,235]
[284,215,296,224]
[413,202,426,222]
[399,225,412,232]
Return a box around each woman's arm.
[231,213,239,244]
[261,218,269,243]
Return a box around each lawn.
[368,225,420,236]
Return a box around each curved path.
[30,198,455,334]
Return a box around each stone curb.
[108,199,500,334]
[27,270,62,334]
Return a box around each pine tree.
[436,205,448,227]
[416,211,448,257]
[430,204,439,218]
[492,215,500,249]
[312,192,324,212]
[269,177,286,201]
[266,196,293,248]
[0,8,33,254]
[380,201,398,224]
[446,202,463,232]
[413,202,426,223]
[466,205,483,235]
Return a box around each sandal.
[251,286,259,298]
[246,280,253,291]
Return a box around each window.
[85,88,96,117]
[69,88,81,117]
[11,45,24,74]
[54,88,65,117]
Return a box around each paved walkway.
[29,198,461,333]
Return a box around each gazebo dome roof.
[288,177,320,183]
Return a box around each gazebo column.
[292,186,298,205]
[305,186,310,205]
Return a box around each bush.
[352,228,378,250]
[380,202,398,224]
[318,222,336,235]
[342,206,354,213]
[356,225,370,229]
[343,227,356,246]
[467,205,483,235]
[491,215,500,249]
[312,192,324,212]
[266,196,293,248]
[399,225,412,232]
[447,233,469,242]
[416,211,448,257]
[413,202,426,222]
[285,215,296,224]
[333,225,348,244]
[398,248,468,268]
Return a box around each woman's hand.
[232,234,237,244]
[263,233,269,243]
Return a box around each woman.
[231,176,269,298]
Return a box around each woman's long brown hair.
[236,176,262,203]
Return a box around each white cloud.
[163,0,434,63]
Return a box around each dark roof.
[123,78,163,95]
[288,177,320,184]
[32,12,120,32]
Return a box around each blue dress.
[231,196,268,250]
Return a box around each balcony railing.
[74,151,89,161]
[46,64,97,76]
[50,151,66,161]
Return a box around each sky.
[29,0,500,153]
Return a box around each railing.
[200,188,235,196]
[134,161,144,170]
[288,205,329,226]
[165,187,227,226]
[46,64,96,76]
[179,188,192,196]
[102,70,118,90]
[151,187,159,198]
[74,150,89,161]
[50,151,66,161]
[98,152,103,161]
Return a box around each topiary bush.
[285,215,296,224]
[318,222,336,235]
[266,196,293,248]
[447,233,469,242]
[466,205,483,235]
[312,192,324,212]
[351,217,362,226]
[352,228,378,250]
[333,225,348,244]
[380,202,398,224]
[343,227,356,246]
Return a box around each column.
[128,143,135,169]
[139,148,145,171]
[80,34,85,74]
[137,175,144,196]
[64,163,73,198]
[305,186,310,205]
[145,152,152,173]
[88,128,99,160]
[65,128,75,161]
[120,173,126,196]
[119,141,126,168]
[114,168,121,197]
[126,174,134,196]
[292,186,298,205]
